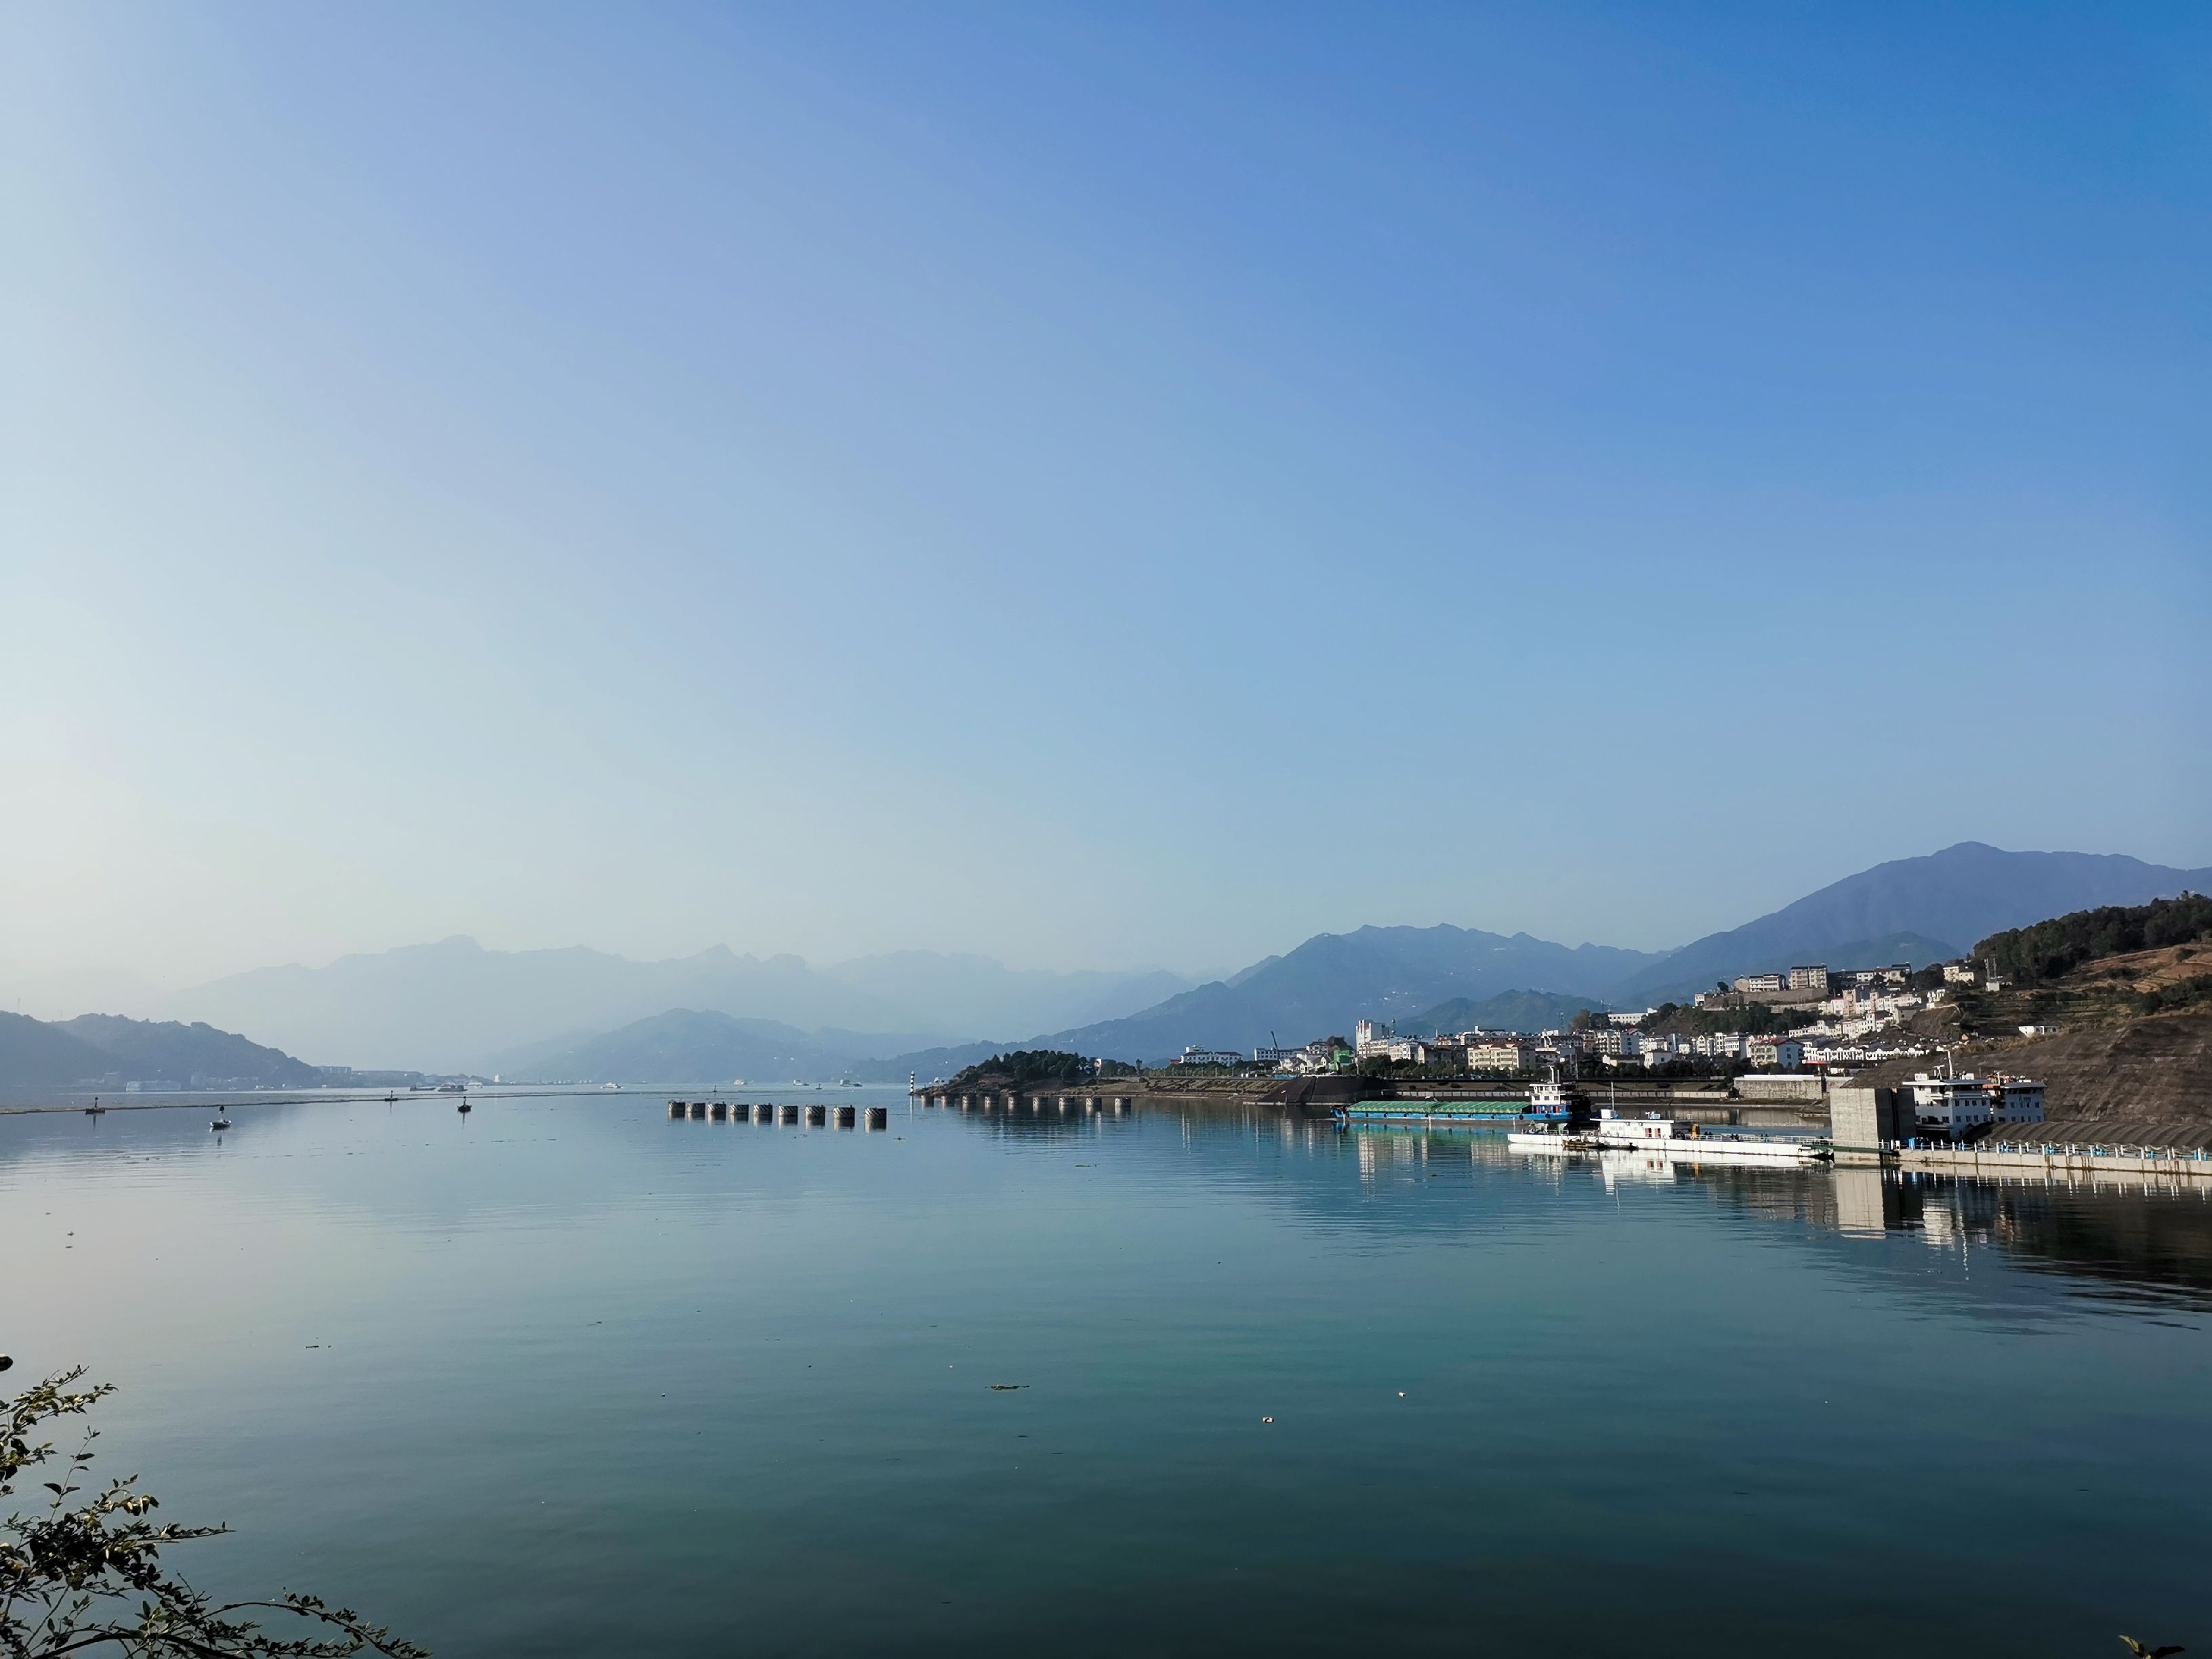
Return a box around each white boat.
[1591,1108,1827,1164]
[1507,1124,1591,1153]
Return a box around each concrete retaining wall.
[1896,1144,2212,1182]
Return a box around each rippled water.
[3,1089,2207,1655]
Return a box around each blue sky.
[3,1,2207,994]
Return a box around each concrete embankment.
[1892,1143,2212,1183]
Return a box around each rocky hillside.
[1847,896,2212,1144]
[1984,1014,2212,1147]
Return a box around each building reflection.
[937,1098,2212,1306]
[1327,1118,2212,1305]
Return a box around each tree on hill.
[1639,1002,1814,1040]
[1975,893,2212,986]
[944,1050,1134,1090]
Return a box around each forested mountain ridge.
[1974,893,2212,986]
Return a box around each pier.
[664,1099,888,1133]
[914,1092,1129,1112]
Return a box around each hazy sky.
[4,2,2207,997]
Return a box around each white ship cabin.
[1597,1109,1683,1143]
[1906,1073,1992,1134]
[1991,1077,2045,1125]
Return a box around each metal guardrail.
[1887,1139,2212,1160]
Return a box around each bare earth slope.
[1857,1011,2212,1148]
[1992,1014,2212,1147]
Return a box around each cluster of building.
[1168,1019,1831,1078]
[1338,1020,1814,1076]
[1164,950,2028,1092]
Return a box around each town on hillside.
[1122,897,2212,1149]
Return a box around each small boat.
[457,1097,472,1114]
[210,1115,232,1131]
[84,1099,106,1116]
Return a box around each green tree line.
[1975,893,2212,986]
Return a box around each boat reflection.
[1329,1113,2212,1307]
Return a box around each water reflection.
[906,1091,2212,1307]
[1272,1113,2212,1307]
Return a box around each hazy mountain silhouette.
[163,938,1190,1073]
[497,1008,937,1084]
[893,925,1663,1069]
[0,1012,115,1087]
[133,840,2212,1079]
[0,1012,319,1089]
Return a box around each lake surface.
[4,1088,2208,1656]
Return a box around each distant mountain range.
[0,1012,319,1090]
[31,840,2212,1084]
[1608,843,2212,1004]
[933,926,1662,1069]
[161,938,1193,1073]
[884,843,2212,1070]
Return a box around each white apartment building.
[1171,1047,1244,1068]
[1744,1037,1805,1069]
[1465,1041,1536,1073]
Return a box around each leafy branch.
[1,1363,425,1659]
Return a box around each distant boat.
[730,1079,745,1087]
[457,1099,471,1114]
[84,1099,105,1116]
[602,1082,621,1090]
[210,1115,231,1131]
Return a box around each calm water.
[3,1089,2207,1656]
